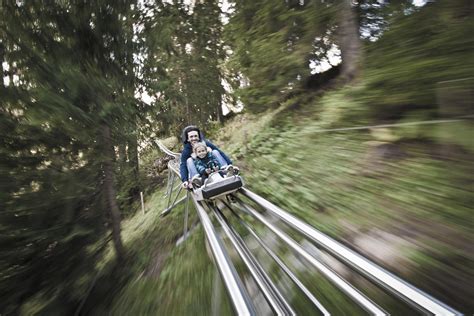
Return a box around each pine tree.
[0,1,142,312]
[141,0,227,135]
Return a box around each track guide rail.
[157,141,461,316]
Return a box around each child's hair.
[193,142,207,154]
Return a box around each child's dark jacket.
[193,152,221,177]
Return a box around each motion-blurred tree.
[187,1,226,124]
[338,0,362,81]
[362,0,474,114]
[224,0,340,111]
[141,0,226,136]
[223,0,436,112]
[0,1,144,313]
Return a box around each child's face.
[196,146,207,159]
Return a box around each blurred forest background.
[1,0,472,315]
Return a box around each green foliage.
[142,1,227,135]
[2,0,472,314]
[0,1,146,313]
[225,0,473,117]
[362,0,474,113]
[225,0,336,111]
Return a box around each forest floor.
[93,87,473,315]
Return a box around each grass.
[87,183,234,315]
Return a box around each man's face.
[196,146,207,159]
[187,131,200,144]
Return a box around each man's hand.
[205,168,211,174]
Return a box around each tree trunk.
[216,97,223,124]
[101,122,126,260]
[0,42,5,89]
[338,0,362,81]
[118,144,127,165]
[127,131,140,200]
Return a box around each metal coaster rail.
[156,141,460,316]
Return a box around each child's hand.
[213,166,219,172]
[205,168,211,174]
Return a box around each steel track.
[157,141,460,316]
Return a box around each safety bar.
[240,188,461,316]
